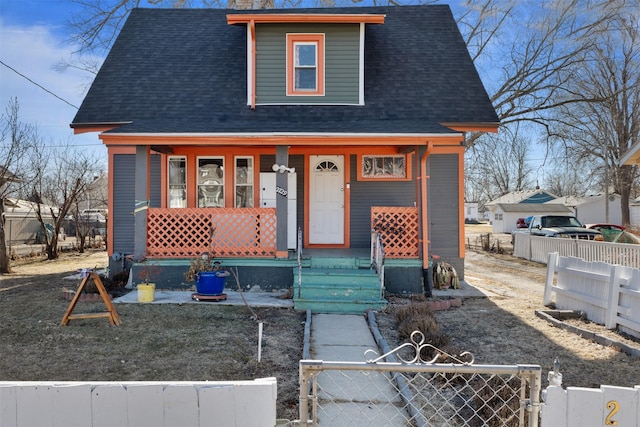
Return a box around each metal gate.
[292,332,542,427]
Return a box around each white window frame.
[234,156,254,208]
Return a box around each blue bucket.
[196,270,229,295]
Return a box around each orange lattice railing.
[146,207,277,258]
[371,206,419,258]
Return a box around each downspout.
[250,19,256,110]
[420,142,432,269]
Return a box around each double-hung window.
[234,156,254,208]
[287,34,325,96]
[168,156,187,208]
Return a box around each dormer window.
[287,34,325,96]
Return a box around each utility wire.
[0,60,79,109]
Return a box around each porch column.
[275,146,289,258]
[133,145,149,260]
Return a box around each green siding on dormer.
[255,23,361,105]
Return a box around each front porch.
[130,248,423,305]
[142,206,420,259]
[126,206,424,312]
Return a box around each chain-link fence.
[293,333,542,427]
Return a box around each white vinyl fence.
[0,378,277,427]
[543,252,640,338]
[514,233,640,268]
[542,383,640,427]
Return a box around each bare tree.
[67,0,288,55]
[459,0,619,147]
[465,128,534,203]
[0,99,37,274]
[28,143,101,260]
[464,0,636,207]
[549,6,640,225]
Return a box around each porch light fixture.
[272,163,295,174]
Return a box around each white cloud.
[0,19,106,166]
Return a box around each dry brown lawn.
[0,250,304,420]
[2,243,640,423]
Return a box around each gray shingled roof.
[72,5,498,134]
[494,203,572,214]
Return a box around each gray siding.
[427,154,463,277]
[150,154,161,207]
[349,155,416,248]
[255,24,360,104]
[113,155,135,255]
[112,154,161,256]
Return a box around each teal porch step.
[293,267,387,314]
[308,256,372,269]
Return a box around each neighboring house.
[2,198,58,245]
[621,141,640,166]
[77,173,108,213]
[572,193,623,226]
[488,203,572,234]
[71,5,498,299]
[464,202,480,222]
[0,166,21,188]
[486,189,559,233]
[630,196,640,230]
[488,188,626,233]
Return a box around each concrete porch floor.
[114,289,294,308]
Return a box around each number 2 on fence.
[605,400,619,426]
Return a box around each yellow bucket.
[137,283,155,303]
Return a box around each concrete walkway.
[308,313,407,426]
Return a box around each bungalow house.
[486,189,559,233]
[71,5,498,311]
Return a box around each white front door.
[309,155,344,244]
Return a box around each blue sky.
[0,0,106,168]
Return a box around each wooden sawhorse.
[61,271,121,326]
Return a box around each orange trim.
[107,148,115,256]
[72,124,128,134]
[343,156,351,247]
[227,14,385,25]
[286,34,325,96]
[99,134,464,147]
[304,154,349,248]
[250,19,256,110]
[356,153,413,181]
[440,123,499,133]
[458,151,465,259]
[303,155,310,248]
[107,146,136,154]
[187,155,196,208]
[224,155,233,208]
[420,143,432,268]
[146,146,151,209]
[160,155,167,208]
[276,250,289,259]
